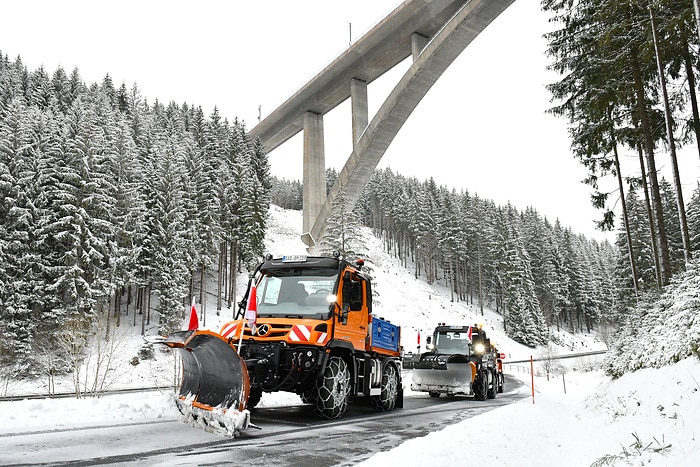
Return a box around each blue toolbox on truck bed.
[370,316,400,352]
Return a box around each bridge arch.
[249,0,515,252]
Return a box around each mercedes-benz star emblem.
[257,324,270,336]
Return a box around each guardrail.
[505,350,608,365]
[402,349,607,369]
[0,385,174,402]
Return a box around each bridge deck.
[248,0,469,152]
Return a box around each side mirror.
[426,336,432,345]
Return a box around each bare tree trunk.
[217,242,224,312]
[630,44,671,285]
[637,144,662,289]
[199,265,207,323]
[134,287,141,327]
[147,283,152,327]
[610,129,639,298]
[684,50,700,161]
[222,242,229,303]
[228,240,237,310]
[694,0,700,44]
[141,291,146,336]
[104,301,111,341]
[478,247,484,314]
[188,270,194,309]
[448,259,454,303]
[115,287,121,328]
[650,4,692,264]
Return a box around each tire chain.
[314,357,350,419]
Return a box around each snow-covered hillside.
[2,205,699,466]
[264,204,605,362]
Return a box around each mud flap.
[163,330,251,413]
[396,386,404,409]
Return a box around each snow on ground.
[2,205,699,466]
[3,358,699,466]
[363,359,700,466]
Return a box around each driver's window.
[349,278,364,311]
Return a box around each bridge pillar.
[351,78,368,144]
[302,111,325,250]
[411,32,429,60]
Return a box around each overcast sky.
[3,0,699,243]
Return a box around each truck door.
[336,272,369,350]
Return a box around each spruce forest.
[2,0,700,380]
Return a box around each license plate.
[282,255,307,262]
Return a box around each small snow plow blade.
[162,330,251,436]
[411,355,474,396]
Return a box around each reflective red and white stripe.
[288,325,312,342]
[220,322,239,339]
[317,332,328,345]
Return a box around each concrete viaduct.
[248,0,515,252]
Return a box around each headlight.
[474,343,485,354]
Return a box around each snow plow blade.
[162,330,252,436]
[411,355,474,396]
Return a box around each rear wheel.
[314,356,350,419]
[487,370,497,399]
[429,391,441,398]
[473,371,487,401]
[372,363,399,411]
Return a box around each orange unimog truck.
[163,254,403,436]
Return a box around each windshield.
[255,267,338,318]
[434,331,471,355]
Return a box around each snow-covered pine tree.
[28,66,54,110]
[414,179,440,284]
[141,126,189,335]
[238,126,270,270]
[686,182,700,253]
[319,188,364,262]
[435,187,461,300]
[615,186,657,304]
[0,97,47,373]
[109,113,144,328]
[500,207,546,347]
[659,178,685,274]
[36,95,116,364]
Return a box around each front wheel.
[314,356,350,419]
[473,371,488,401]
[372,363,399,411]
